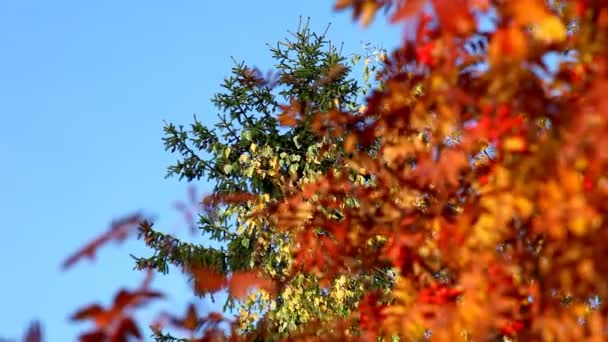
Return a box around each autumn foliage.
[56,0,608,341]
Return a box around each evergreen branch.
[134,222,228,274]
[151,329,191,342]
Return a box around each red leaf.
[111,318,141,341]
[418,283,463,304]
[191,266,227,295]
[71,305,106,322]
[71,274,163,338]
[168,304,200,331]
[79,331,106,342]
[415,41,436,66]
[584,176,594,191]
[206,312,224,323]
[500,320,525,336]
[113,289,163,313]
[358,292,387,331]
[24,321,43,342]
[62,213,145,270]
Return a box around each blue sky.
[0,1,400,340]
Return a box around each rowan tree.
[61,1,608,341]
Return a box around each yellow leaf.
[569,215,588,236]
[360,1,378,27]
[495,166,512,189]
[575,157,588,171]
[473,213,500,246]
[503,136,527,152]
[512,0,548,26]
[514,196,534,219]
[379,51,387,62]
[533,15,567,43]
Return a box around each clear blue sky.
[0,1,400,340]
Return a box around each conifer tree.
[134,19,388,339]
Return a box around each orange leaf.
[511,0,548,26]
[432,0,475,35]
[278,112,298,126]
[71,305,104,320]
[228,271,276,299]
[167,304,200,331]
[488,25,527,64]
[360,1,379,27]
[334,0,353,10]
[501,136,527,152]
[472,0,490,11]
[184,305,199,331]
[278,98,301,126]
[112,289,163,312]
[344,133,357,153]
[191,266,227,295]
[277,196,313,230]
[391,0,426,22]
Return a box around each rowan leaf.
[533,15,567,43]
[191,266,227,295]
[23,321,43,342]
[391,0,425,22]
[228,271,276,299]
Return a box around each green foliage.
[138,19,386,339]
